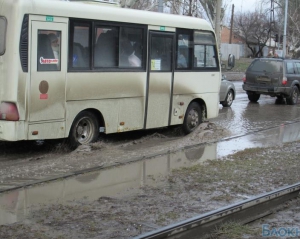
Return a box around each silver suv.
[242,58,300,105]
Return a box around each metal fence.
[220,43,245,60]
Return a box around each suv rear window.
[248,59,283,73]
[0,16,7,55]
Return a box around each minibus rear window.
[0,17,7,55]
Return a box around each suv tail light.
[0,102,19,121]
[242,74,246,82]
[282,77,287,85]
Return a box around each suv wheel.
[247,92,260,102]
[275,95,285,105]
[286,86,299,105]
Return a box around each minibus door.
[145,32,175,129]
[29,21,67,123]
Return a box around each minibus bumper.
[0,121,26,141]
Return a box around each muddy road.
[0,80,300,238]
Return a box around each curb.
[222,72,244,81]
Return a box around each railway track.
[134,182,300,239]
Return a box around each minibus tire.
[183,102,202,134]
[68,111,99,149]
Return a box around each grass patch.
[210,222,260,239]
[211,192,233,202]
[170,144,300,196]
[223,58,254,72]
[156,211,179,225]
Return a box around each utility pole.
[215,0,222,49]
[188,0,192,16]
[158,0,163,12]
[283,0,288,57]
[269,0,275,48]
[229,4,234,44]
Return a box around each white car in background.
[219,75,236,107]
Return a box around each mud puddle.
[0,143,216,225]
[218,121,300,157]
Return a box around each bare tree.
[122,0,204,16]
[165,0,204,17]
[120,0,157,11]
[277,0,300,53]
[198,0,215,25]
[262,0,300,54]
[119,0,231,38]
[234,11,272,57]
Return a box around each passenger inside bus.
[37,34,58,71]
[72,42,89,67]
[48,33,60,60]
[120,39,141,67]
[127,33,142,63]
[177,46,188,68]
[94,29,118,67]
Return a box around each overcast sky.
[223,0,266,25]
[229,0,262,12]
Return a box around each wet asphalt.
[214,81,300,136]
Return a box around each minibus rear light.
[0,102,19,121]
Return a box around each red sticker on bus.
[40,94,48,99]
[40,57,59,64]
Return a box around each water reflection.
[0,144,217,226]
[217,121,300,157]
[278,123,300,143]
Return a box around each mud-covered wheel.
[247,92,260,102]
[222,90,234,107]
[183,102,202,134]
[68,111,99,149]
[286,86,299,105]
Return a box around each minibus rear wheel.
[68,111,99,149]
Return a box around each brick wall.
[221,26,244,44]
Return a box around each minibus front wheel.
[68,111,99,149]
[182,102,202,134]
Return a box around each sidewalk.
[222,71,244,81]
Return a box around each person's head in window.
[48,33,60,59]
[267,50,273,58]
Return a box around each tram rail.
[134,182,300,239]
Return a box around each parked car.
[219,75,236,107]
[242,58,300,105]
